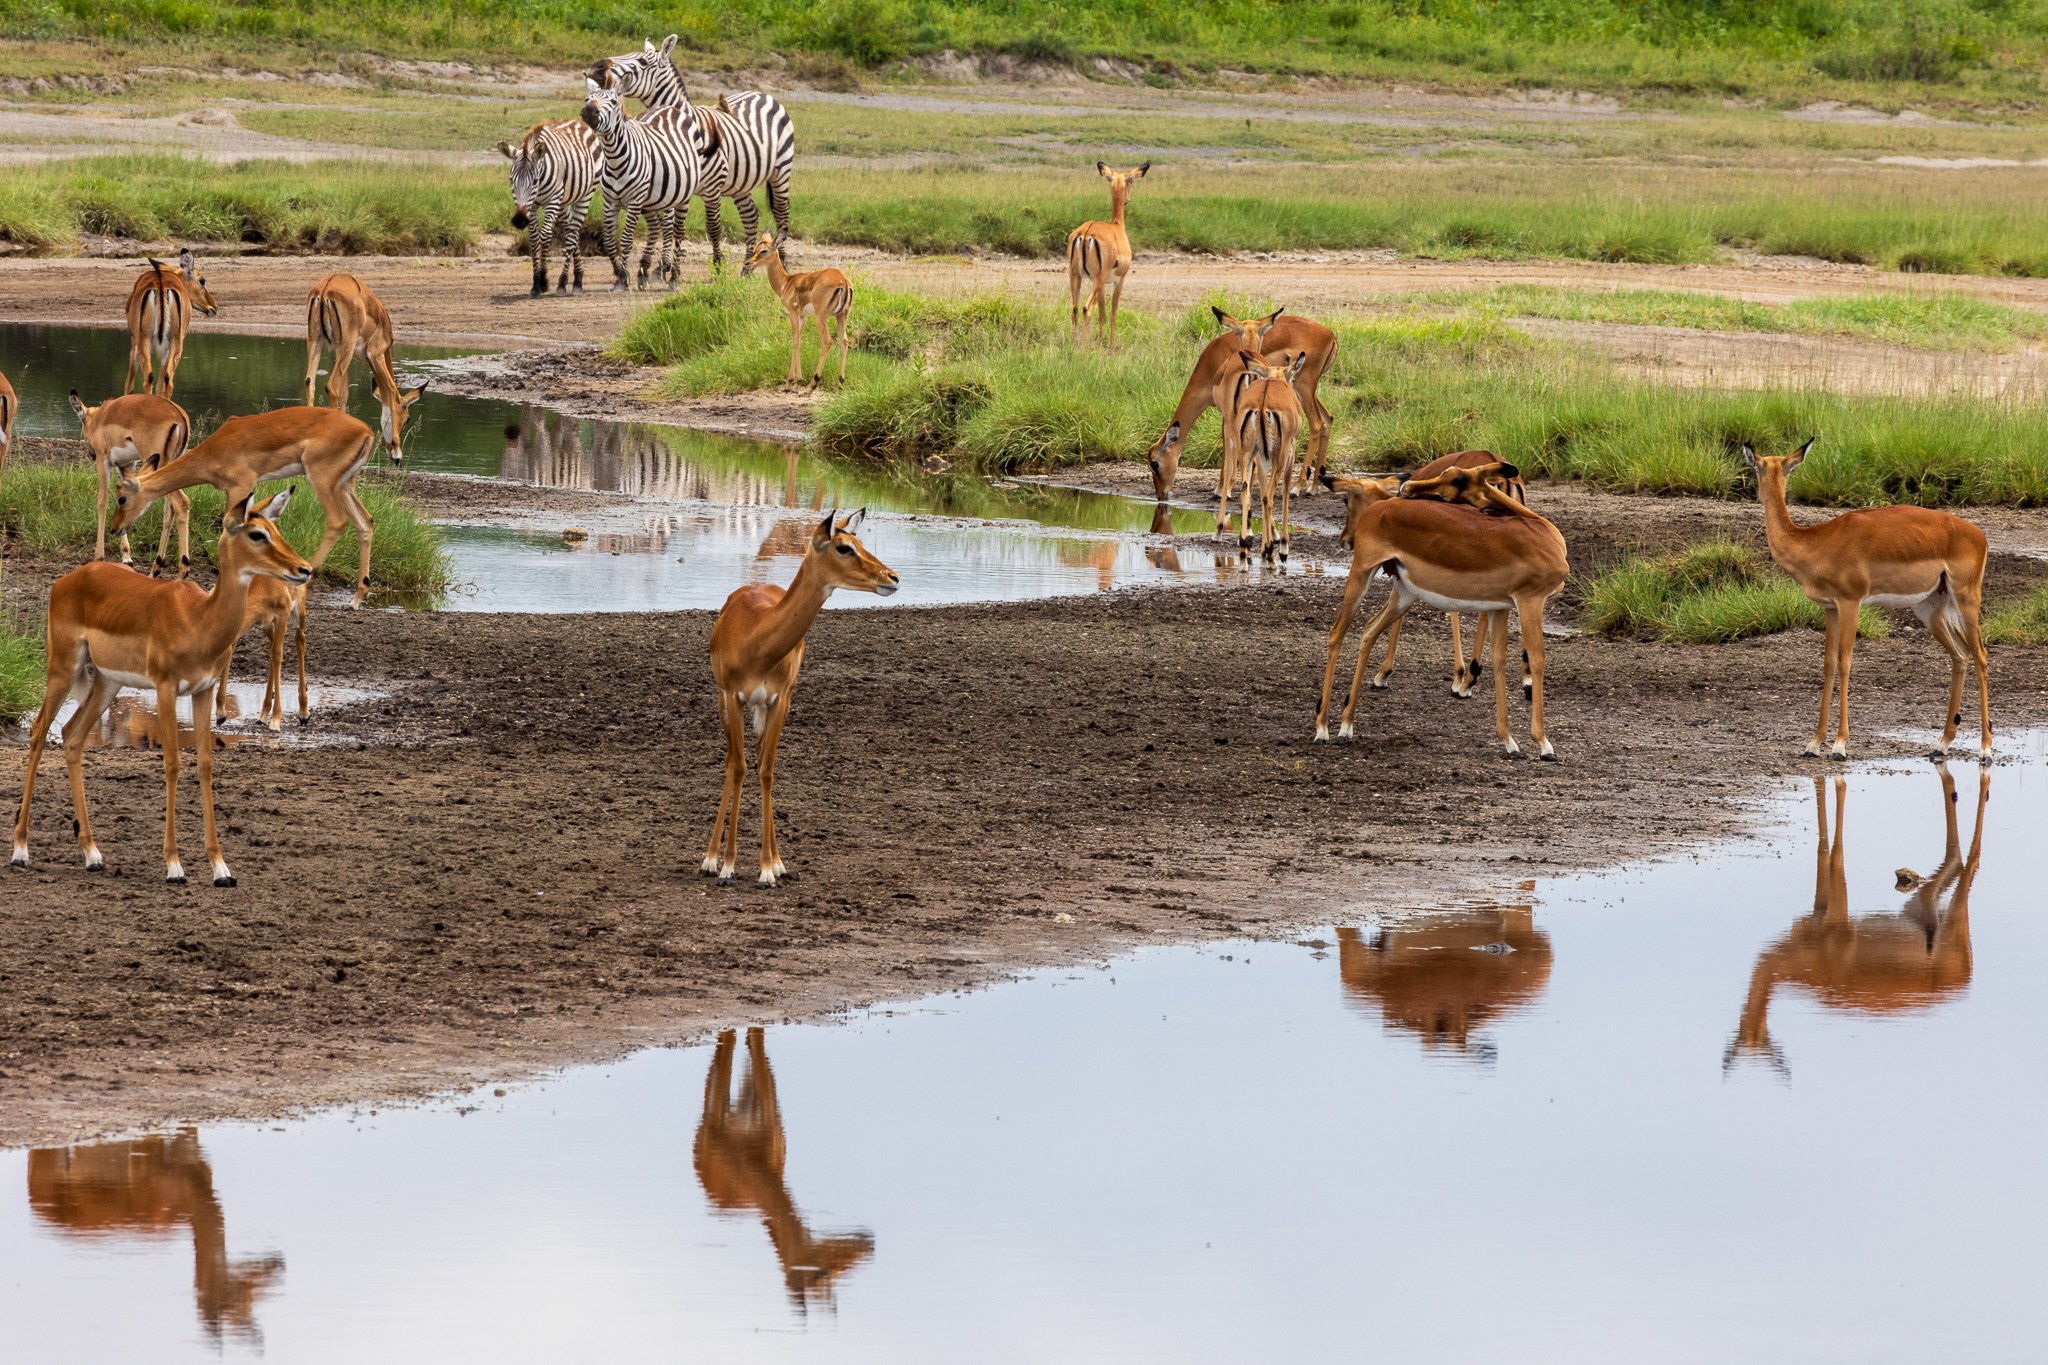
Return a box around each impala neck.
[194,559,263,662]
[764,250,796,304]
[1109,184,1129,227]
[1757,468,1806,558]
[751,549,837,664]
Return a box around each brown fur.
[304,273,425,460]
[1149,308,1337,503]
[68,390,192,575]
[1066,162,1148,348]
[743,235,853,390]
[124,251,218,398]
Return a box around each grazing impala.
[125,249,218,398]
[0,366,14,473]
[1066,162,1148,348]
[1148,307,1336,506]
[697,1028,875,1306]
[1325,451,1530,699]
[304,273,427,461]
[13,491,313,885]
[1729,766,1985,1072]
[69,389,191,574]
[1225,349,1307,564]
[29,1130,284,1343]
[705,509,898,886]
[1317,461,1568,756]
[1338,903,1552,1058]
[1746,438,1992,760]
[111,406,381,607]
[742,233,852,389]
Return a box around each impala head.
[1096,160,1150,201]
[741,232,785,278]
[580,78,626,138]
[590,34,684,104]
[810,508,898,597]
[67,388,96,425]
[499,128,542,229]
[1212,305,1284,349]
[1741,436,1817,497]
[1237,348,1308,385]
[378,380,429,461]
[110,453,164,534]
[176,248,218,316]
[1320,473,1404,550]
[221,489,314,587]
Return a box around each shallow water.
[0,324,1292,611]
[6,748,2045,1362]
[6,679,385,751]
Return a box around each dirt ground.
[4,459,2045,1147]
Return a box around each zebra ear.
[659,34,678,57]
[643,38,657,53]
[586,75,602,97]
[496,140,515,158]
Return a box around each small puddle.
[5,680,387,750]
[1,324,1311,612]
[5,746,2045,1358]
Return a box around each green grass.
[0,154,500,255]
[616,281,2048,506]
[0,465,452,595]
[1407,285,2048,352]
[1985,585,2048,645]
[1583,540,1888,643]
[0,604,44,723]
[13,1,2048,108]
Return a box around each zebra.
[579,79,707,292]
[589,35,795,269]
[497,119,602,297]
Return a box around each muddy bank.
[5,524,2046,1145]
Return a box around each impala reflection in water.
[1337,895,1554,1062]
[1729,764,1986,1073]
[27,1131,283,1346]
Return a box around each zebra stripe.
[592,39,796,264]
[581,81,707,292]
[503,118,605,295]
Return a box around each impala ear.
[1495,460,1521,481]
[1740,443,1759,470]
[842,507,867,533]
[404,382,429,404]
[815,509,838,546]
[1096,161,1109,178]
[143,452,161,472]
[226,494,254,529]
[178,248,196,275]
[1211,305,1231,327]
[1789,436,1817,469]
[1238,350,1259,369]
[257,489,292,522]
[1286,350,1309,382]
[69,390,88,419]
[1263,307,1285,325]
[1135,161,1151,176]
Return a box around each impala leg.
[1956,587,1993,760]
[149,489,174,577]
[157,680,185,883]
[325,323,356,408]
[94,454,110,562]
[1256,459,1278,562]
[192,683,232,886]
[1274,452,1294,564]
[1305,392,1332,492]
[1107,271,1126,351]
[125,339,144,396]
[61,675,119,871]
[265,616,288,732]
[1068,253,1084,343]
[1927,611,1967,758]
[756,693,793,885]
[170,491,192,579]
[1343,595,1403,739]
[304,314,323,405]
[1237,455,1256,559]
[837,305,851,384]
[13,679,68,868]
[1492,604,1517,756]
[703,691,746,881]
[1519,598,1556,759]
[809,307,830,390]
[1808,606,1839,757]
[163,334,184,400]
[1369,611,1405,690]
[787,312,804,385]
[294,598,311,727]
[214,645,233,724]
[1830,599,1860,759]
[1316,563,1371,740]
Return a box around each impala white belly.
[91,667,215,698]
[1866,591,1940,611]
[741,685,772,734]
[271,461,307,481]
[1392,567,1510,614]
[109,437,141,469]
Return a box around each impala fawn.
[1066,162,1147,347]
[1224,350,1306,564]
[743,234,852,389]
[69,389,192,575]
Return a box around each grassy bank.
[12,1,2048,106]
[1582,541,1887,643]
[1407,285,2048,352]
[0,467,452,596]
[0,605,42,723]
[0,155,498,255]
[1986,586,2048,645]
[615,280,2048,506]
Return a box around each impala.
[742,234,852,390]
[0,367,14,473]
[1148,307,1336,506]
[13,491,313,885]
[69,389,191,574]
[1337,904,1552,1058]
[697,1028,875,1305]
[1225,350,1307,564]
[1747,438,1992,759]
[1327,451,1532,699]
[304,273,426,461]
[1728,766,1984,1072]
[1066,162,1147,348]
[704,509,898,885]
[125,250,218,398]
[214,574,310,733]
[111,406,382,607]
[1317,462,1568,756]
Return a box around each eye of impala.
[247,530,269,544]
[835,542,854,556]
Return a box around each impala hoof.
[1537,740,1558,761]
[9,845,25,869]
[699,856,720,877]
[1503,737,1522,757]
[1979,744,1994,763]
[1370,678,1389,691]
[84,848,103,871]
[1803,741,1824,758]
[212,860,234,887]
[757,869,779,887]
[1313,724,1330,742]
[1829,741,1848,760]
[1338,721,1355,740]
[166,862,186,885]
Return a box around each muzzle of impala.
[876,573,900,597]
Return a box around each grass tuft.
[1985,586,2048,646]
[1583,540,1888,644]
